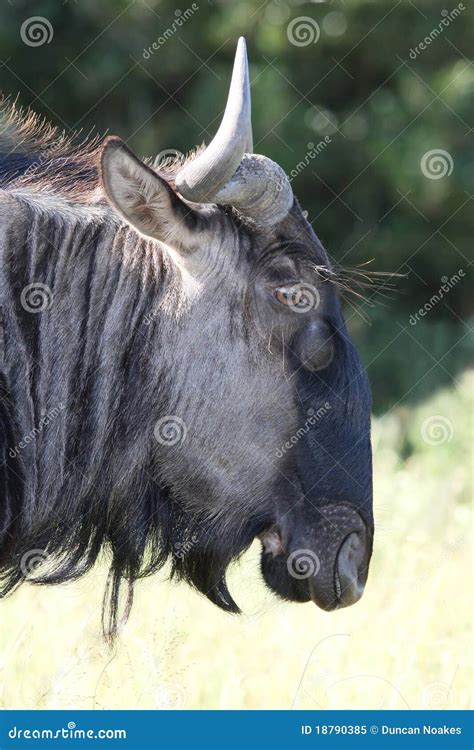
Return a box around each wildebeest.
[0,39,373,637]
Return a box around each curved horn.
[175,38,294,226]
[175,37,252,202]
[214,154,294,225]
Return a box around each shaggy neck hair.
[0,101,262,638]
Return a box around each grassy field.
[0,371,472,710]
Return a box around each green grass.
[0,371,472,710]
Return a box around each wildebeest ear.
[100,136,196,247]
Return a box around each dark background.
[1,0,472,411]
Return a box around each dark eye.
[273,284,320,313]
[273,287,294,306]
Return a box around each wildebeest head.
[98,39,373,616]
[0,39,373,635]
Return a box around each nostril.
[259,527,285,557]
[335,531,367,606]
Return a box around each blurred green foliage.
[0,0,472,411]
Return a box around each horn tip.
[236,36,248,58]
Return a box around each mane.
[0,97,102,202]
[0,98,201,211]
[0,105,237,640]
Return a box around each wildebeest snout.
[260,502,372,612]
